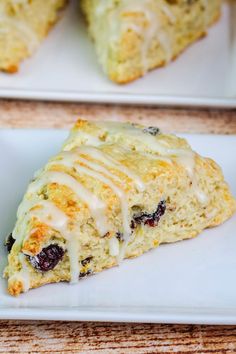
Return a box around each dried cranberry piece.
[81,256,93,267]
[79,269,92,278]
[28,244,65,272]
[130,220,136,230]
[132,200,166,229]
[5,233,15,253]
[143,126,160,136]
[115,232,124,241]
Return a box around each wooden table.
[1,99,236,353]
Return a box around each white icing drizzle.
[156,30,172,63]
[206,208,218,220]
[16,199,68,235]
[97,0,173,73]
[175,154,195,178]
[94,1,114,16]
[49,152,131,242]
[69,123,207,203]
[118,241,127,263]
[139,151,172,163]
[95,122,208,203]
[13,169,111,284]
[193,188,209,205]
[62,152,123,184]
[63,131,102,151]
[137,2,173,69]
[48,146,146,259]
[160,4,176,24]
[13,198,81,284]
[95,121,190,156]
[20,254,30,291]
[0,15,39,53]
[131,2,171,70]
[176,155,208,204]
[27,171,110,236]
[77,146,145,192]
[66,235,81,284]
[108,237,120,257]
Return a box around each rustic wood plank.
[0,99,235,133]
[0,99,236,353]
[0,322,236,353]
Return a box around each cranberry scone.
[0,0,67,73]
[4,120,235,296]
[80,0,222,83]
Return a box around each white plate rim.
[0,89,236,108]
[1,306,236,324]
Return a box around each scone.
[0,0,67,73]
[4,119,235,296]
[80,0,222,83]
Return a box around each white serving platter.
[0,129,236,324]
[0,1,235,108]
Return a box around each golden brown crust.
[22,223,50,256]
[4,64,19,74]
[8,279,24,297]
[0,0,68,73]
[109,12,220,84]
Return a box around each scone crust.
[0,0,68,72]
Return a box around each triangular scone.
[4,120,236,296]
[80,0,221,83]
[0,0,67,73]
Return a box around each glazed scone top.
[88,0,210,73]
[10,120,208,291]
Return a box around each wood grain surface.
[0,99,236,133]
[1,99,236,354]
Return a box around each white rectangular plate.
[0,1,235,108]
[0,129,236,324]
